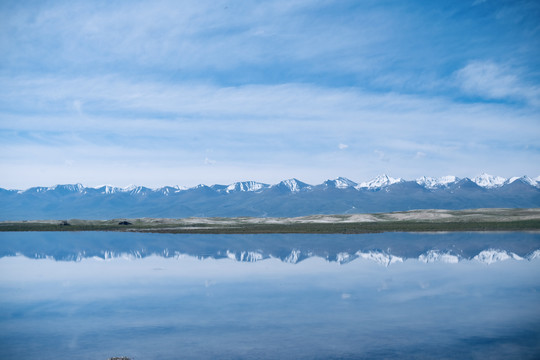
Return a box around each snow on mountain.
[336,252,357,264]
[19,184,86,194]
[22,187,46,194]
[155,186,174,196]
[8,174,539,195]
[15,246,540,265]
[92,184,151,195]
[126,186,150,195]
[121,184,138,192]
[272,178,312,192]
[190,184,213,191]
[473,173,507,188]
[416,176,459,189]
[418,250,460,263]
[48,184,86,193]
[284,249,302,263]
[356,175,403,190]
[93,184,118,194]
[324,177,358,189]
[356,251,403,267]
[155,186,188,196]
[528,250,540,260]
[473,249,523,264]
[225,250,264,262]
[101,250,145,260]
[507,175,537,187]
[241,251,264,262]
[224,181,269,193]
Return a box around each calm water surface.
[0,232,539,359]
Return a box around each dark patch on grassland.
[1,219,539,234]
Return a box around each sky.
[1,0,539,189]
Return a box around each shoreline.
[1,208,539,234]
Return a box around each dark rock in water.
[109,357,130,360]
[118,221,132,225]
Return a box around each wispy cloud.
[0,0,539,187]
[2,0,536,91]
[455,61,540,105]
[1,74,539,187]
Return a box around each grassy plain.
[1,208,540,234]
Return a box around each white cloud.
[1,1,539,189]
[455,61,540,105]
[0,0,386,76]
[1,75,539,188]
[204,157,216,165]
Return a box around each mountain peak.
[2,176,539,220]
[416,175,459,189]
[93,184,118,194]
[48,183,85,193]
[356,174,403,190]
[225,181,269,193]
[324,177,358,189]
[121,184,138,192]
[472,173,506,189]
[6,174,539,195]
[507,175,536,187]
[273,178,311,192]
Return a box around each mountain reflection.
[1,232,540,359]
[1,231,539,264]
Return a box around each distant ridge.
[5,173,540,193]
[1,174,539,220]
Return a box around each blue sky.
[1,0,539,188]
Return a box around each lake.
[1,231,539,359]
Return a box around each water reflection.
[0,232,539,359]
[0,231,539,263]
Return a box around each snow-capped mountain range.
[6,248,540,265]
[1,174,539,220]
[2,231,538,265]
[6,173,540,194]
